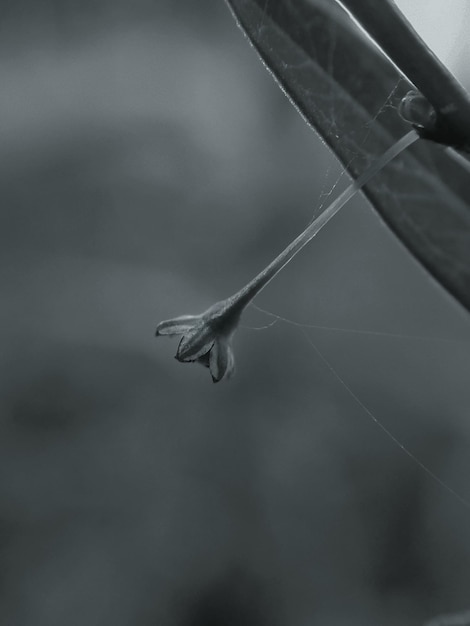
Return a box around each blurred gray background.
[0,1,470,625]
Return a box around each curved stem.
[232,130,419,308]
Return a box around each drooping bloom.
[155,299,241,382]
[156,131,418,382]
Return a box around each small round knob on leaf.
[398,90,437,131]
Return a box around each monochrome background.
[0,1,469,624]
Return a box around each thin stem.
[232,130,418,308]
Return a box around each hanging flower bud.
[156,130,419,383]
[156,300,239,383]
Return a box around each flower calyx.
[155,298,241,383]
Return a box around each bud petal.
[209,338,235,383]
[176,326,214,362]
[155,315,200,337]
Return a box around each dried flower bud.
[156,300,239,382]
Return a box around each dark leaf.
[225,0,470,312]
